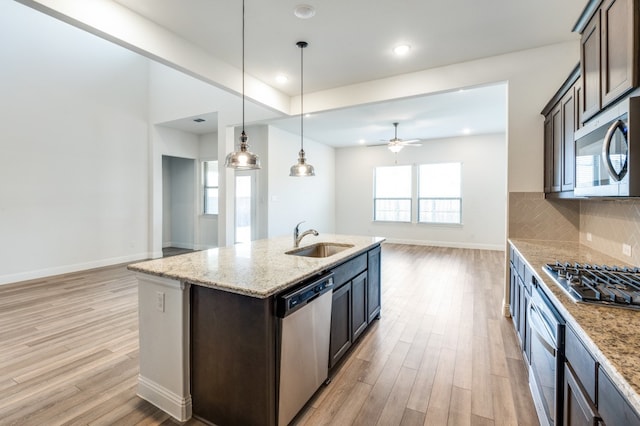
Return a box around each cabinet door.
[564,364,600,426]
[551,104,563,193]
[520,285,531,364]
[367,246,381,323]
[581,10,602,122]
[509,264,517,318]
[351,272,368,342]
[598,368,640,426]
[562,89,576,192]
[544,115,553,194]
[601,0,637,108]
[329,283,352,368]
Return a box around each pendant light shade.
[225,0,260,170]
[290,41,314,177]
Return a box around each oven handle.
[602,119,628,182]
[529,302,557,356]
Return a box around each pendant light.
[225,0,260,170]
[290,41,315,177]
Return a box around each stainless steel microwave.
[574,95,640,197]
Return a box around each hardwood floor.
[0,244,537,425]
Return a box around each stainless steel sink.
[286,242,354,258]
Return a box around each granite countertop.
[509,238,640,413]
[128,234,385,299]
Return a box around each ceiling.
[113,0,586,146]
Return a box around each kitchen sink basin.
[286,242,354,258]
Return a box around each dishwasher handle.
[276,272,334,318]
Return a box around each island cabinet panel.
[190,286,277,426]
[328,245,382,370]
[329,283,352,368]
[351,271,368,342]
[367,245,382,323]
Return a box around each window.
[418,162,462,224]
[373,165,412,222]
[203,161,218,215]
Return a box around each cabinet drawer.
[565,326,597,403]
[332,253,367,288]
[598,367,640,426]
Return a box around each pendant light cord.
[242,0,245,134]
[300,42,304,152]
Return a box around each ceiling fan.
[369,122,422,153]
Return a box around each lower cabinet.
[598,368,640,426]
[329,245,381,370]
[564,364,600,426]
[351,271,368,342]
[329,283,352,368]
[509,246,531,363]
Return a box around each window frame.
[372,165,413,223]
[417,162,463,225]
[203,160,219,216]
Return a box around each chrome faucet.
[293,221,319,247]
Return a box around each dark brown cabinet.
[367,245,381,323]
[542,66,580,197]
[508,244,531,363]
[564,326,600,425]
[329,246,381,369]
[577,0,639,122]
[598,368,640,426]
[329,282,352,368]
[351,271,368,341]
[564,364,601,426]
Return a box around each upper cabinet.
[542,66,581,197]
[542,0,639,197]
[576,0,639,122]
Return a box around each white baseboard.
[383,238,505,251]
[138,375,192,422]
[0,252,151,286]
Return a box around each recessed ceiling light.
[276,75,288,84]
[294,4,316,19]
[462,128,471,135]
[305,113,311,118]
[393,44,411,56]
[359,139,366,144]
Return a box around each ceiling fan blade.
[400,139,420,144]
[366,142,390,147]
[403,143,422,147]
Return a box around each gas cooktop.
[544,262,640,310]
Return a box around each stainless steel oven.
[528,278,565,426]
[574,95,640,197]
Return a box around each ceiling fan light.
[388,144,403,153]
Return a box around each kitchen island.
[128,234,384,425]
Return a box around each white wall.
[336,134,506,250]
[198,132,219,249]
[0,1,150,285]
[267,127,336,238]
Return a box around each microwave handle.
[602,119,628,182]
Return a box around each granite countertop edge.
[509,238,640,414]
[128,234,385,299]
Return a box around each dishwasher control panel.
[276,273,334,317]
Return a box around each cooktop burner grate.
[544,262,640,310]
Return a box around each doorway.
[162,155,196,251]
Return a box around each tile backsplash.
[508,192,640,266]
[580,198,640,265]
[508,192,580,241]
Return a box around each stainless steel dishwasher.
[276,272,334,426]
